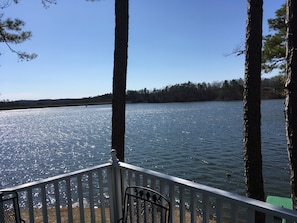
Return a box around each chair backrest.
[0,191,24,223]
[122,186,170,223]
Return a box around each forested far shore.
[0,76,284,110]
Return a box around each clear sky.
[1,0,284,101]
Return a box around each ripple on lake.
[0,100,291,197]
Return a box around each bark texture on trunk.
[112,0,129,162]
[285,0,297,210]
[244,0,265,221]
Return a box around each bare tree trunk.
[112,0,129,162]
[285,0,297,210]
[244,0,265,221]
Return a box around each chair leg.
[0,191,25,223]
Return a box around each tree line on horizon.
[126,76,284,103]
[0,75,284,110]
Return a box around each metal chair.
[119,186,170,223]
[0,191,25,223]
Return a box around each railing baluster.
[231,203,238,223]
[247,208,255,223]
[27,188,35,223]
[151,177,156,190]
[98,169,106,222]
[145,173,149,221]
[54,181,61,223]
[127,168,133,186]
[77,174,85,223]
[190,189,197,223]
[180,186,185,223]
[169,183,176,223]
[88,172,95,223]
[143,173,148,187]
[41,185,48,223]
[151,178,157,223]
[215,198,223,223]
[265,214,274,223]
[202,193,209,223]
[159,180,165,221]
[65,178,73,223]
[160,181,166,198]
[130,190,135,222]
[135,172,140,186]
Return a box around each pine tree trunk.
[112,0,129,162]
[285,0,297,210]
[244,0,265,221]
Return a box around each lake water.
[0,99,290,198]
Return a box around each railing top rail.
[0,162,111,193]
[119,161,297,219]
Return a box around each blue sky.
[1,0,284,101]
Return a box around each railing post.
[108,149,123,222]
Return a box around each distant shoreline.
[0,78,284,111]
[0,94,113,111]
[0,98,283,111]
[0,101,111,111]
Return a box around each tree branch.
[224,41,245,57]
[0,21,37,61]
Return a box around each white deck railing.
[1,149,297,223]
